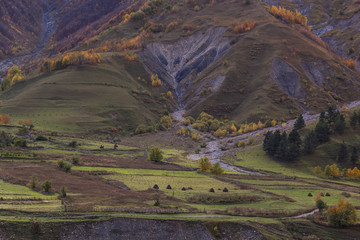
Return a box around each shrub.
[210,162,224,175]
[248,136,255,145]
[135,124,153,134]
[148,148,163,162]
[14,137,27,147]
[237,141,246,147]
[36,135,48,141]
[71,155,80,165]
[63,162,72,173]
[42,180,52,193]
[199,157,212,172]
[68,141,77,148]
[343,58,356,69]
[313,166,322,175]
[165,21,179,33]
[30,221,41,235]
[232,20,256,33]
[160,115,172,129]
[60,186,67,198]
[214,128,228,138]
[28,175,38,189]
[57,159,72,172]
[130,11,145,21]
[57,159,66,168]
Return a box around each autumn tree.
[6,65,24,86]
[151,74,162,87]
[160,115,172,129]
[328,199,357,227]
[324,164,340,178]
[1,114,11,124]
[346,167,360,179]
[166,91,174,101]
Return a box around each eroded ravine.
[141,27,230,108]
[0,0,56,81]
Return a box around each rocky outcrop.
[0,218,266,240]
[58,218,214,240]
[217,222,265,240]
[270,58,306,99]
[301,61,333,87]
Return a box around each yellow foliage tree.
[271,120,277,127]
[313,166,322,175]
[230,124,237,133]
[6,65,24,87]
[199,157,212,172]
[325,164,339,177]
[151,74,162,87]
[160,115,172,129]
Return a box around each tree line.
[263,106,350,162]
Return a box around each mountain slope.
[0,0,44,58]
[1,0,360,132]
[0,55,169,133]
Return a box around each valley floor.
[1,103,360,239]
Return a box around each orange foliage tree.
[166,91,174,101]
[0,114,11,124]
[231,20,256,33]
[328,199,357,227]
[343,58,356,69]
[269,6,308,27]
[346,167,360,179]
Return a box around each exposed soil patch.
[0,162,157,211]
[270,58,306,100]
